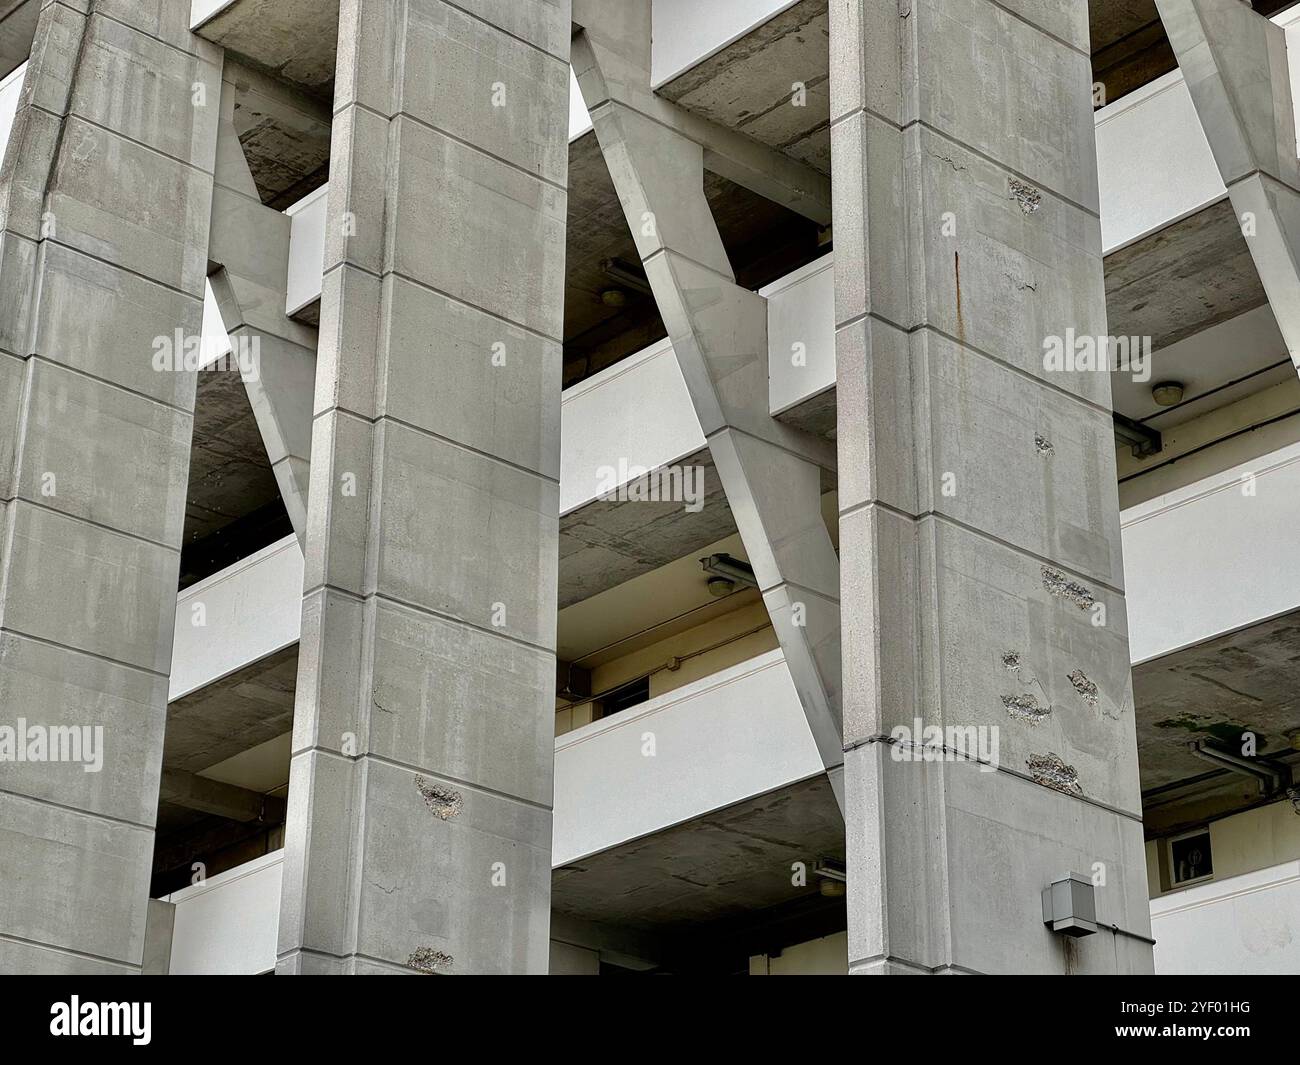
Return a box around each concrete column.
[0,1,220,972]
[573,2,847,800]
[208,72,316,545]
[1157,0,1300,372]
[276,0,570,974]
[831,0,1153,973]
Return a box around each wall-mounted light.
[1041,873,1098,938]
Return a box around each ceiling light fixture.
[699,553,758,595]
[1151,380,1184,407]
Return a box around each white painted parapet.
[552,649,823,865]
[162,849,282,975]
[284,183,327,318]
[1151,860,1300,975]
[170,534,303,700]
[764,254,834,417]
[1121,441,1300,665]
[559,339,705,514]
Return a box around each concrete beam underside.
[573,0,848,803]
[1157,0,1300,374]
[0,0,219,973]
[275,0,571,975]
[831,0,1154,974]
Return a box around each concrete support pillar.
[573,2,847,800]
[0,0,220,972]
[208,72,316,545]
[276,0,570,974]
[830,0,1153,973]
[1157,0,1300,372]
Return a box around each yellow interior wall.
[1209,800,1300,881]
[555,598,776,737]
[1148,798,1300,897]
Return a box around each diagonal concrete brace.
[573,2,846,805]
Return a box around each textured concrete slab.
[552,776,843,932]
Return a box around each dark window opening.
[1170,830,1213,886]
[593,676,650,722]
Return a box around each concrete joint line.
[0,784,155,833]
[640,245,734,285]
[53,108,213,175]
[34,236,203,301]
[886,118,1101,221]
[321,410,560,486]
[703,424,836,474]
[25,351,198,418]
[300,584,557,657]
[294,748,552,814]
[1227,168,1300,199]
[844,734,1144,823]
[340,100,568,193]
[981,0,1090,59]
[763,579,840,607]
[439,0,570,65]
[837,503,1126,598]
[0,930,141,972]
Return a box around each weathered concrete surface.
[196,0,339,97]
[0,0,219,972]
[165,645,298,775]
[553,775,843,932]
[208,72,316,546]
[220,59,331,210]
[559,449,737,608]
[832,0,1153,974]
[1158,0,1300,374]
[574,0,847,802]
[1135,608,1300,832]
[276,0,571,975]
[659,0,832,174]
[1105,198,1268,351]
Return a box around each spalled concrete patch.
[1001,650,1023,674]
[407,947,452,973]
[1002,693,1051,724]
[1027,752,1082,796]
[415,776,463,821]
[1041,566,1095,609]
[1034,434,1054,455]
[1068,668,1098,707]
[1010,179,1042,213]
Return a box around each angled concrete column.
[208,73,316,544]
[0,0,219,972]
[831,0,1153,973]
[573,2,846,800]
[276,0,570,975]
[1157,0,1300,372]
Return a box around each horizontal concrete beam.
[159,769,286,824]
[673,101,833,225]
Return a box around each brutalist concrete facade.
[7,0,1260,975]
